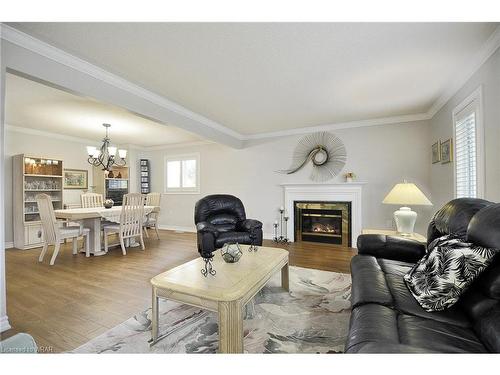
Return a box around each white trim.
[145,140,214,151]
[0,315,11,333]
[157,225,196,233]
[281,183,364,246]
[1,23,499,144]
[7,125,213,151]
[156,225,275,241]
[428,25,500,118]
[0,35,10,335]
[164,152,201,194]
[6,124,98,145]
[4,242,14,249]
[244,113,430,140]
[452,86,485,199]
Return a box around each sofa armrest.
[237,219,263,232]
[356,234,426,263]
[196,221,220,238]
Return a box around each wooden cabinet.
[13,154,64,249]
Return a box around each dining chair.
[36,194,90,265]
[103,193,145,255]
[80,192,104,208]
[143,192,161,239]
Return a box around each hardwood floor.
[1,230,356,353]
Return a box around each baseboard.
[4,242,14,249]
[0,315,11,333]
[158,228,277,241]
[157,225,196,233]
[263,232,276,240]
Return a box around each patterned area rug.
[73,266,351,353]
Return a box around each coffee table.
[150,245,289,353]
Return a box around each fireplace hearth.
[294,201,351,247]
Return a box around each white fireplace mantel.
[280,183,365,246]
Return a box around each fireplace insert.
[294,201,351,246]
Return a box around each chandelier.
[86,123,127,172]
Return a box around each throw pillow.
[404,235,498,312]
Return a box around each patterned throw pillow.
[404,234,499,312]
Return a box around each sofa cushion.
[351,255,471,327]
[397,314,487,353]
[404,235,499,312]
[345,304,486,353]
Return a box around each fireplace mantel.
[280,183,365,246]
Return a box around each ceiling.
[6,22,500,136]
[5,73,201,147]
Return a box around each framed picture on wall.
[432,141,441,164]
[64,169,88,189]
[440,139,453,164]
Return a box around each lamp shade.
[382,182,432,206]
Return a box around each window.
[453,87,484,199]
[164,153,200,193]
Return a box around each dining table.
[54,205,160,256]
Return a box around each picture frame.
[64,169,88,189]
[432,141,441,164]
[440,139,453,164]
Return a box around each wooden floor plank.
[1,230,356,352]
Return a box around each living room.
[1,1,500,373]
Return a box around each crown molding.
[2,23,500,144]
[6,124,212,151]
[124,140,214,151]
[6,124,99,145]
[426,25,500,118]
[243,112,431,140]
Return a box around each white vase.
[346,177,353,183]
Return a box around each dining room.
[4,72,204,259]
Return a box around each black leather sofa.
[346,198,500,353]
[194,194,263,258]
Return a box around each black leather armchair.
[194,194,263,258]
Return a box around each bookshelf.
[140,159,151,194]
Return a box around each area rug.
[73,266,351,353]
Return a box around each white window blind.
[454,103,477,198]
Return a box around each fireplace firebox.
[294,201,351,247]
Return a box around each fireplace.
[294,201,351,247]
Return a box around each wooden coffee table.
[150,245,289,353]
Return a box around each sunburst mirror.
[278,131,347,182]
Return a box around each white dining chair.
[103,193,145,255]
[143,192,161,240]
[80,193,104,208]
[36,194,90,265]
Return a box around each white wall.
[429,47,500,208]
[4,128,95,244]
[140,120,433,237]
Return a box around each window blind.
[455,106,477,198]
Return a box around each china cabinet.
[13,154,64,249]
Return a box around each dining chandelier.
[86,123,127,172]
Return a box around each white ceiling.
[6,22,500,136]
[5,73,201,147]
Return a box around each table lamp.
[382,180,432,235]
